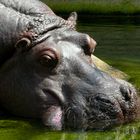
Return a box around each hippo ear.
[67,12,77,24]
[15,38,31,51]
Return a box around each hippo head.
[0,13,137,131]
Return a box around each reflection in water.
[0,23,140,139]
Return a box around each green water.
[78,22,140,89]
[0,22,140,139]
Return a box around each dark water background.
[0,19,140,140]
[78,20,140,89]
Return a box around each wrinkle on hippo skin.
[0,0,138,131]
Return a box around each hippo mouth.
[41,88,137,131]
[41,89,64,130]
[41,94,120,130]
[41,88,85,130]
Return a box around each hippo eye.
[39,49,58,69]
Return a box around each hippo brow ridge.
[0,0,76,65]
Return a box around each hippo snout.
[62,83,137,130]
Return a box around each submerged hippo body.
[0,0,138,130]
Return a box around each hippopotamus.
[0,0,138,130]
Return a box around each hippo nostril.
[120,86,132,101]
[86,35,97,54]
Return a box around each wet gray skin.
[0,27,137,130]
[0,0,138,131]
